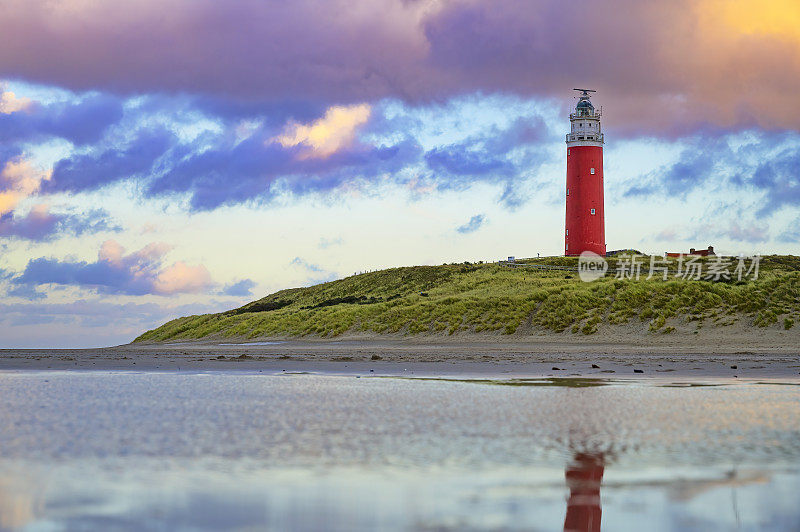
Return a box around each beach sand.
[2,324,799,378]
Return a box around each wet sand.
[2,334,799,378]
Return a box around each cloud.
[11,239,215,296]
[5,283,45,300]
[143,133,294,210]
[498,182,531,210]
[7,87,796,221]
[621,131,800,214]
[456,214,486,234]
[0,299,215,323]
[722,221,770,243]
[143,123,422,211]
[778,217,800,243]
[2,1,799,135]
[291,257,325,273]
[45,127,174,193]
[652,218,770,246]
[0,156,51,215]
[653,228,679,241]
[0,92,124,146]
[746,148,800,213]
[220,279,256,297]
[274,104,371,159]
[318,237,343,249]
[0,88,31,114]
[17,95,419,211]
[0,299,236,347]
[621,136,734,199]
[421,115,555,206]
[0,205,118,241]
[20,99,546,213]
[432,116,553,175]
[291,257,337,284]
[426,145,512,177]
[152,261,214,295]
[0,0,430,100]
[39,100,553,212]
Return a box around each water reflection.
[0,479,39,530]
[0,373,798,530]
[563,452,605,532]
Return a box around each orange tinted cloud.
[274,104,372,159]
[96,239,213,295]
[703,0,800,39]
[153,261,213,295]
[0,88,31,114]
[0,158,52,216]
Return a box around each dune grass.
[135,254,800,342]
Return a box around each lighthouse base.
[565,144,605,257]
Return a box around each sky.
[1,0,799,348]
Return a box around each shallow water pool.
[0,372,798,531]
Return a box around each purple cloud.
[0,299,224,324]
[5,283,45,301]
[2,1,797,135]
[45,127,175,193]
[620,132,800,213]
[220,279,256,297]
[0,299,242,347]
[747,149,800,214]
[0,93,123,146]
[0,206,118,241]
[144,127,423,210]
[11,240,215,297]
[5,88,796,220]
[422,116,555,202]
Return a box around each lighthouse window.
[590,168,595,174]
[566,229,569,235]
[590,208,596,215]
[567,188,569,196]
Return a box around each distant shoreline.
[2,335,799,378]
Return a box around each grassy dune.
[135,255,800,342]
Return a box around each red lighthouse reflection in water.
[563,452,605,532]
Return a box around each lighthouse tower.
[565,89,605,256]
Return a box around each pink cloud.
[95,240,213,295]
[0,156,52,216]
[13,239,215,297]
[273,104,372,159]
[0,86,32,114]
[153,261,213,295]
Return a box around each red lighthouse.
[565,89,605,256]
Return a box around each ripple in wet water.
[0,372,797,531]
